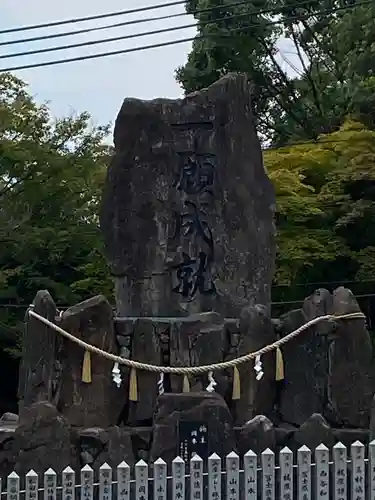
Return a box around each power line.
[0,0,299,46]
[0,3,300,61]
[0,0,187,35]
[0,36,190,72]
[271,293,375,306]
[264,136,375,151]
[0,0,371,73]
[273,279,375,288]
[0,0,301,36]
[1,291,375,309]
[0,0,323,60]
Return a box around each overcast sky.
[1,0,296,136]
[1,0,198,131]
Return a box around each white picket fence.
[3,440,375,500]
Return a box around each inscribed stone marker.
[100,73,275,317]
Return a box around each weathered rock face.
[150,392,236,465]
[233,304,277,425]
[328,287,374,428]
[100,72,275,317]
[127,319,163,425]
[59,296,124,428]
[169,312,226,394]
[236,415,275,456]
[115,313,229,425]
[18,291,63,422]
[13,402,76,477]
[278,290,331,426]
[77,426,134,473]
[278,287,374,428]
[370,394,375,441]
[293,413,334,450]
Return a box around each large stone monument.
[1,73,374,478]
[100,72,276,317]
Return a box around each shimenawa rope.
[28,309,364,375]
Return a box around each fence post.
[135,460,148,500]
[99,463,112,500]
[226,452,239,500]
[7,471,20,500]
[261,449,275,500]
[25,469,38,500]
[244,450,257,500]
[208,453,221,500]
[333,442,347,500]
[154,458,167,500]
[44,468,57,500]
[81,464,94,500]
[279,446,293,500]
[117,461,130,500]
[172,456,185,500]
[351,441,365,500]
[369,440,375,500]
[297,445,311,500]
[190,455,203,500]
[62,466,75,500]
[315,444,329,500]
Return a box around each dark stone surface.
[18,291,63,422]
[293,413,334,450]
[370,394,375,441]
[150,392,236,466]
[327,287,374,428]
[279,290,334,426]
[0,413,18,426]
[78,426,134,472]
[78,427,108,466]
[128,319,163,425]
[129,426,152,461]
[13,401,76,477]
[0,433,16,480]
[169,312,227,394]
[274,423,297,447]
[278,287,374,428]
[232,304,276,425]
[332,428,369,448]
[236,415,276,456]
[100,72,275,317]
[59,295,124,428]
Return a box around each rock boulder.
[59,296,124,428]
[150,392,235,465]
[100,72,275,317]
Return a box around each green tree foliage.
[264,120,375,286]
[0,73,113,355]
[176,0,375,143]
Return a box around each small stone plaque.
[178,420,209,462]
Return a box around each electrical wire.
[0,292,375,309]
[264,136,375,150]
[0,0,312,46]
[0,0,372,73]
[0,0,188,34]
[0,0,319,36]
[0,0,318,59]
[272,293,375,306]
[274,279,375,287]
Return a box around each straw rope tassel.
[275,347,285,381]
[129,367,138,401]
[232,366,241,400]
[81,350,92,383]
[182,374,190,393]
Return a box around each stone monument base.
[150,392,236,466]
